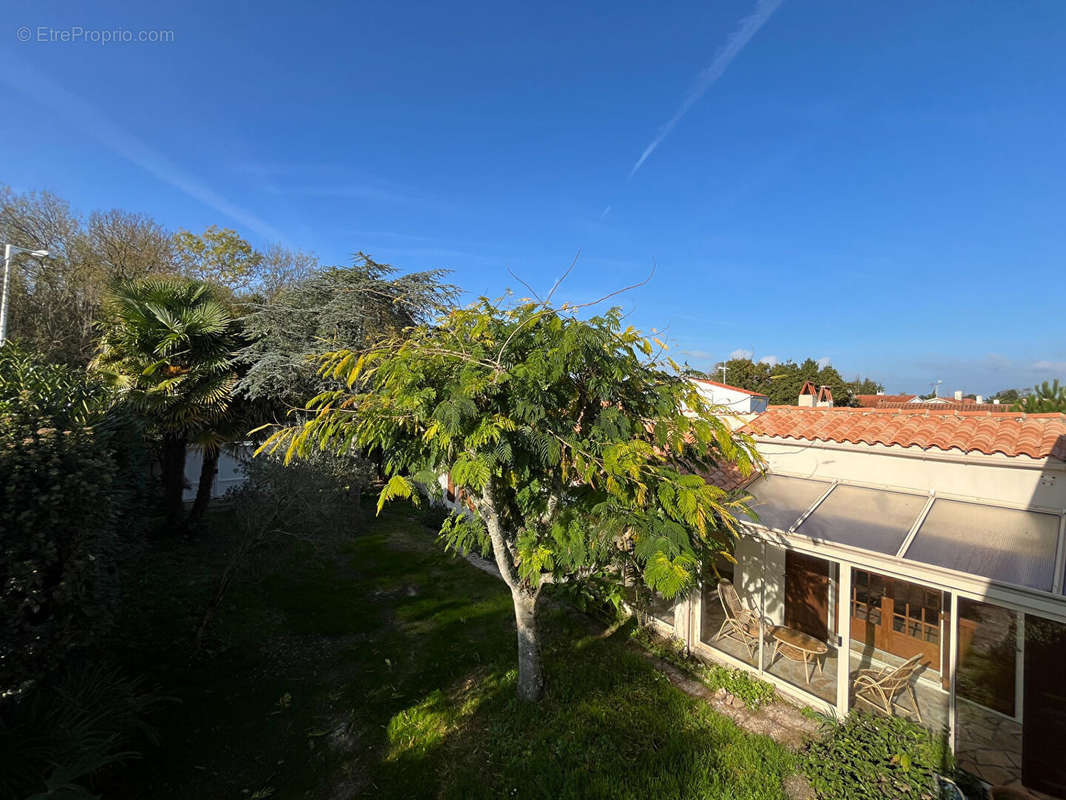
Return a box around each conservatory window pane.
[904,500,1061,592]
[795,484,927,555]
[745,475,833,532]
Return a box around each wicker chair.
[713,580,764,657]
[853,653,926,722]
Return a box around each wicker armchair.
[713,580,764,657]
[853,653,926,722]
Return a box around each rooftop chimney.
[816,385,835,408]
[954,390,963,402]
[876,390,885,396]
[976,394,984,404]
[798,380,817,407]
[993,399,1000,405]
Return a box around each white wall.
[756,439,1066,510]
[182,445,252,502]
[689,379,769,415]
[734,537,786,626]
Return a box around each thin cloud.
[816,356,832,369]
[268,183,423,205]
[1032,360,1066,373]
[729,348,754,360]
[759,355,779,366]
[0,56,286,242]
[628,0,783,178]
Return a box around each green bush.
[0,663,162,800]
[0,424,121,696]
[801,710,952,799]
[0,347,148,697]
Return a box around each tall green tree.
[239,254,457,514]
[261,296,758,701]
[714,356,859,406]
[847,376,884,396]
[0,186,179,364]
[238,252,457,407]
[993,388,1022,404]
[174,225,263,292]
[93,277,241,530]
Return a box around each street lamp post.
[0,243,49,346]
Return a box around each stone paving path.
[640,651,822,750]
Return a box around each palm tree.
[94,277,240,531]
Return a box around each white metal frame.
[639,468,1066,765]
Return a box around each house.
[688,377,769,414]
[648,397,1066,796]
[876,400,1014,413]
[858,390,1013,413]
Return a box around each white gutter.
[752,435,1066,473]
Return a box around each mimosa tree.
[261,295,758,701]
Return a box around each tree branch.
[561,264,655,311]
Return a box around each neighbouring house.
[688,377,769,415]
[876,400,1014,413]
[647,395,1066,797]
[858,390,1012,413]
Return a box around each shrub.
[0,663,161,800]
[228,454,366,536]
[0,424,121,697]
[0,344,112,429]
[801,710,952,799]
[0,347,147,698]
[192,455,366,650]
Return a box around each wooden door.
[883,579,942,668]
[785,551,831,641]
[850,571,941,670]
[1023,615,1066,796]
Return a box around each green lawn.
[109,505,796,799]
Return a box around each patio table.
[769,626,828,684]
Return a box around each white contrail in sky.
[0,55,286,243]
[628,0,783,179]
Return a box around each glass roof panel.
[745,475,833,532]
[795,484,928,555]
[905,499,1062,592]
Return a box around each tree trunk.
[160,434,187,533]
[512,589,544,702]
[188,447,220,527]
[478,482,544,701]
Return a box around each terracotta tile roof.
[693,461,757,492]
[874,400,1014,413]
[743,405,1066,460]
[689,377,767,397]
[855,393,917,407]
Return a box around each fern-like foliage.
[259,293,761,604]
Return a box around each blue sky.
[2,1,1064,395]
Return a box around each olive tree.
[261,295,758,701]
